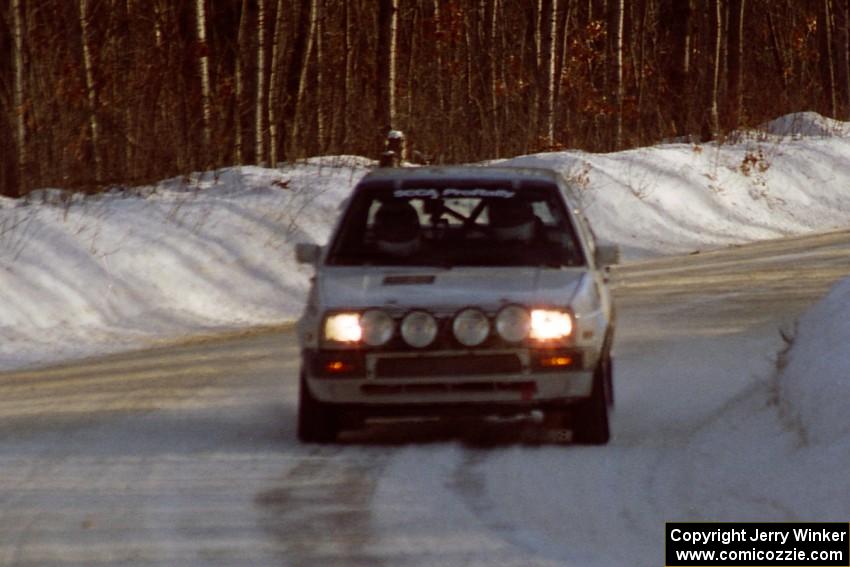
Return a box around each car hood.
[317,266,587,312]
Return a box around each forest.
[0,0,848,197]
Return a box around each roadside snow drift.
[2,112,850,369]
[778,276,850,445]
[0,158,364,369]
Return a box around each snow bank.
[759,111,850,138]
[498,124,850,257]
[777,276,850,444]
[0,159,367,369]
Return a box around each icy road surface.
[1,229,850,566]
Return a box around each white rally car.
[295,166,618,444]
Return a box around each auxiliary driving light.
[452,308,490,347]
[360,309,394,346]
[400,310,438,348]
[495,305,531,342]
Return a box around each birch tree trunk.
[559,0,574,146]
[820,0,838,117]
[315,0,326,152]
[268,0,284,165]
[195,0,212,156]
[433,0,446,118]
[710,0,723,137]
[256,0,266,164]
[79,0,103,183]
[614,0,625,148]
[376,0,399,146]
[490,0,501,155]
[539,0,556,145]
[122,0,134,174]
[12,0,26,196]
[342,0,354,147]
[288,0,318,157]
[235,0,249,164]
[153,0,163,48]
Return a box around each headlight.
[495,305,530,342]
[323,312,362,344]
[452,308,490,347]
[360,309,394,346]
[400,310,438,348]
[529,309,573,340]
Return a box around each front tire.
[571,362,611,445]
[297,373,341,444]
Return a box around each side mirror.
[295,243,321,265]
[595,244,620,267]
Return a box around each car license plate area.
[372,353,523,378]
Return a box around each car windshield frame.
[325,177,587,268]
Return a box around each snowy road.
[2,229,850,566]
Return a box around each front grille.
[374,353,522,378]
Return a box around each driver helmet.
[489,199,536,242]
[373,200,421,256]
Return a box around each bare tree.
[820,0,838,116]
[79,0,103,183]
[376,0,399,147]
[235,0,250,164]
[614,0,625,147]
[342,0,354,147]
[268,0,285,164]
[663,0,691,135]
[727,0,746,127]
[11,0,26,196]
[315,0,326,151]
[288,0,318,157]
[833,0,850,116]
[195,0,212,156]
[540,0,557,145]
[490,0,503,155]
[710,0,723,137]
[256,0,266,164]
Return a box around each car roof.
[358,165,564,187]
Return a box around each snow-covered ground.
[1,111,849,373]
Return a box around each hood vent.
[382,275,436,286]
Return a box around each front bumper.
[302,347,596,409]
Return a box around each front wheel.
[571,362,611,445]
[297,373,341,444]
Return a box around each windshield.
[327,181,585,267]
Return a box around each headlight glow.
[323,312,362,343]
[452,308,490,347]
[400,310,438,348]
[495,305,531,342]
[529,309,573,341]
[360,309,395,346]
